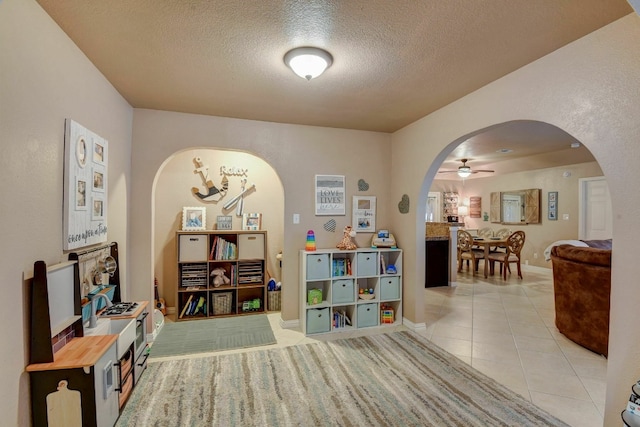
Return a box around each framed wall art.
[352,196,376,233]
[548,191,558,220]
[242,213,262,230]
[315,175,345,216]
[63,119,109,250]
[182,206,206,231]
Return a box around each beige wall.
[392,14,640,425]
[1,0,133,424]
[131,109,392,324]
[430,161,604,268]
[154,149,285,309]
[5,0,640,425]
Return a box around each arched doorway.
[150,148,285,321]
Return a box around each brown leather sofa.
[550,242,612,357]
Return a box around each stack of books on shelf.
[180,264,207,287]
[332,310,351,329]
[332,258,351,276]
[179,295,207,318]
[210,236,237,260]
[237,261,263,284]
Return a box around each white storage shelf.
[300,248,402,335]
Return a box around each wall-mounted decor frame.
[216,215,233,230]
[352,196,376,233]
[469,196,481,218]
[242,213,262,230]
[548,191,558,220]
[182,206,206,231]
[315,175,345,216]
[63,119,109,250]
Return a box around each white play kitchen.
[26,243,149,427]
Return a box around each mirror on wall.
[490,189,541,224]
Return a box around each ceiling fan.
[438,159,495,178]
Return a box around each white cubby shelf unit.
[299,248,402,335]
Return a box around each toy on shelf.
[386,264,397,274]
[305,230,316,251]
[371,229,397,248]
[381,304,395,324]
[210,268,230,287]
[336,225,357,250]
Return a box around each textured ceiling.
[36,0,632,175]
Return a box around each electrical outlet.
[293,213,300,224]
[533,253,538,259]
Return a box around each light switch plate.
[562,214,569,220]
[293,213,300,224]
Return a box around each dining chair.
[477,227,493,239]
[487,230,526,279]
[491,228,511,253]
[457,230,485,276]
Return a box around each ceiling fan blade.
[437,170,458,174]
[473,169,495,173]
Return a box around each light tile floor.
[163,264,607,427]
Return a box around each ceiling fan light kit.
[284,47,333,80]
[438,158,495,178]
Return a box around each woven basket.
[268,291,281,311]
[212,292,233,315]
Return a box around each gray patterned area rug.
[148,314,276,359]
[119,331,568,426]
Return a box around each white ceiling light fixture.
[284,47,333,81]
[457,165,472,178]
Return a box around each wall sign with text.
[315,175,345,216]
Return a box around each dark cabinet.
[425,239,449,288]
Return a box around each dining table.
[472,237,509,278]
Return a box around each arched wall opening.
[150,147,285,314]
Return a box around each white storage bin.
[380,277,400,300]
[179,234,208,262]
[332,279,355,304]
[238,233,265,260]
[306,254,330,280]
[306,307,331,334]
[357,252,378,277]
[357,303,378,328]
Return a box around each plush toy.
[337,225,357,250]
[210,268,230,287]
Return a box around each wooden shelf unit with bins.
[299,248,402,335]
[177,230,267,321]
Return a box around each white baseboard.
[402,317,427,333]
[280,318,300,330]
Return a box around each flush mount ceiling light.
[284,47,333,81]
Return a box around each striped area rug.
[118,331,569,426]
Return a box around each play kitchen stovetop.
[100,301,139,317]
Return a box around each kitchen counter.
[425,236,449,241]
[26,335,117,372]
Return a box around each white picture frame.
[242,213,262,230]
[315,175,345,216]
[352,196,376,233]
[75,179,87,211]
[92,196,104,220]
[182,206,206,231]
